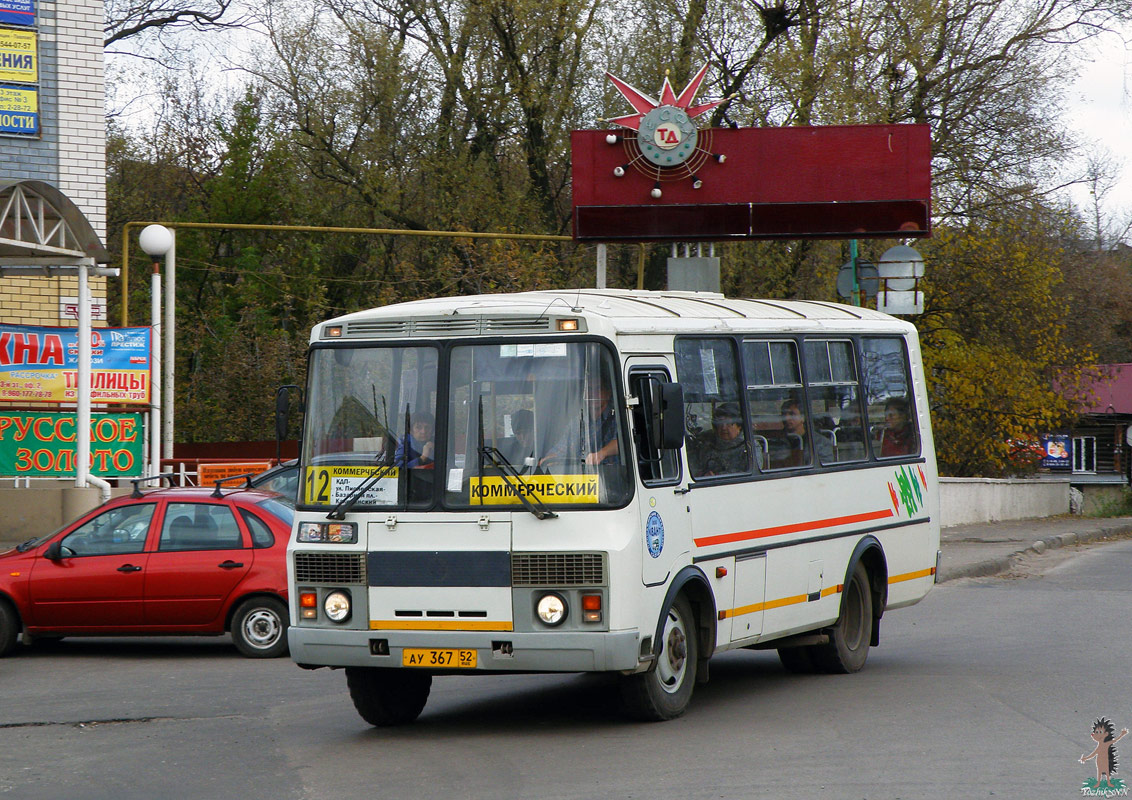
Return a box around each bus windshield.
[444,340,630,509]
[301,340,630,510]
[302,345,439,509]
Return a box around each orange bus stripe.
[370,620,514,632]
[889,567,935,584]
[693,508,895,548]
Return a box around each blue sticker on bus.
[646,511,664,558]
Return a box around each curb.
[938,521,1132,582]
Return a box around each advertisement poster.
[0,324,152,404]
[1040,434,1071,469]
[0,0,35,26]
[0,83,36,134]
[0,412,145,477]
[0,28,36,83]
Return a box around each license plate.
[402,648,477,668]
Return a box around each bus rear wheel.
[621,595,698,721]
[812,562,873,674]
[346,668,432,726]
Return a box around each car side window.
[160,503,245,551]
[240,510,276,548]
[59,503,155,556]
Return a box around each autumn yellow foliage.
[915,218,1096,476]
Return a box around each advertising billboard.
[0,412,145,477]
[0,324,152,404]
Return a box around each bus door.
[626,360,691,588]
[364,511,515,632]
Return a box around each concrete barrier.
[939,477,1070,527]
[0,486,131,548]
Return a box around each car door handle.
[117,564,142,573]
[218,561,244,569]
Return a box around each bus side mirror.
[657,382,685,450]
[274,385,304,461]
[275,390,290,442]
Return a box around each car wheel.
[231,597,288,658]
[812,562,873,674]
[0,600,20,658]
[620,594,698,721]
[346,668,432,726]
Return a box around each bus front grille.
[294,552,367,584]
[511,552,607,587]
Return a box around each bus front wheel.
[621,595,698,721]
[813,562,873,673]
[346,668,431,726]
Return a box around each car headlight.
[536,593,567,626]
[297,521,357,543]
[324,590,352,623]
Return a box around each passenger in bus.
[880,397,915,456]
[394,412,435,467]
[507,409,537,470]
[767,397,831,466]
[695,402,749,476]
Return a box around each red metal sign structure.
[572,70,931,242]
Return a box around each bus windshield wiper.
[325,455,396,521]
[479,445,558,521]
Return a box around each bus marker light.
[300,591,318,618]
[715,566,728,578]
[582,594,602,623]
[557,318,579,331]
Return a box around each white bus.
[287,289,939,723]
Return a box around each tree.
[105,0,244,47]
[915,209,1098,476]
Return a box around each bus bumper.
[288,627,642,672]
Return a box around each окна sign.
[0,324,152,404]
[0,412,144,477]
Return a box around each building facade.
[1,0,106,327]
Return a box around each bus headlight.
[324,590,352,623]
[536,593,567,626]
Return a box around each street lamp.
[138,225,174,472]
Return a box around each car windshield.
[256,496,295,525]
[251,463,299,504]
[16,523,68,552]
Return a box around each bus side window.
[675,338,749,480]
[803,340,868,465]
[860,337,919,458]
[743,339,810,470]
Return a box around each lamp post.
[138,224,173,475]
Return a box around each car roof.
[120,486,287,504]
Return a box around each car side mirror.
[43,541,63,560]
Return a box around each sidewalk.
[938,515,1132,582]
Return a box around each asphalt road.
[2,538,1130,800]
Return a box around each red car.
[0,485,294,658]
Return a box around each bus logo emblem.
[646,511,665,558]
